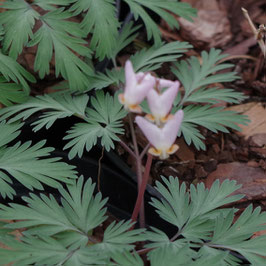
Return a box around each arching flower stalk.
[118,60,184,228]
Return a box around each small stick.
[241,8,265,57]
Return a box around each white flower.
[118,60,155,113]
[135,110,184,159]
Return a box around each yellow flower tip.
[129,104,142,113]
[145,114,155,122]
[161,114,174,123]
[148,147,162,156]
[118,93,125,104]
[167,144,179,155]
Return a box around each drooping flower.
[146,79,179,125]
[118,60,155,113]
[135,110,184,159]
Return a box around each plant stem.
[97,147,104,192]
[119,139,137,159]
[140,143,151,159]
[131,153,153,228]
[128,113,145,226]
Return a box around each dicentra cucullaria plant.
[0,0,265,265]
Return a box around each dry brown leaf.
[227,102,266,139]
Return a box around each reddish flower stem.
[128,113,145,227]
[130,152,153,229]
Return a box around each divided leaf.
[0,177,144,265]
[151,177,243,236]
[28,8,93,90]
[130,41,192,72]
[70,0,120,60]
[64,91,127,159]
[180,105,250,150]
[0,0,40,59]
[0,177,107,236]
[123,0,196,44]
[0,52,36,92]
[172,48,240,105]
[0,77,29,106]
[0,234,107,266]
[149,177,266,264]
[0,140,77,198]
[0,93,89,131]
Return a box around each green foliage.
[0,93,89,131]
[0,121,77,199]
[171,48,249,150]
[0,177,143,265]
[0,91,127,159]
[0,0,92,91]
[0,0,195,92]
[29,8,93,90]
[123,0,196,44]
[181,105,250,150]
[0,77,29,106]
[1,177,266,265]
[64,91,127,159]
[70,0,120,60]
[0,0,40,59]
[172,49,240,102]
[146,177,266,265]
[86,41,192,91]
[0,51,35,93]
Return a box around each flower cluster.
[119,61,184,159]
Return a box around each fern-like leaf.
[146,242,195,266]
[123,0,196,44]
[28,8,93,90]
[0,76,29,106]
[0,177,144,265]
[70,0,120,60]
[172,49,239,105]
[180,105,250,150]
[110,21,141,59]
[150,177,242,237]
[0,234,107,266]
[111,251,144,266]
[185,87,246,104]
[86,67,123,91]
[91,220,144,254]
[130,41,192,72]
[64,91,127,159]
[0,93,89,131]
[34,0,76,10]
[0,120,22,147]
[0,140,77,198]
[206,206,266,265]
[0,52,35,92]
[0,177,107,236]
[0,0,40,59]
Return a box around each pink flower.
[118,60,155,113]
[135,110,184,159]
[146,79,179,125]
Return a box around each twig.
[97,147,104,192]
[242,8,265,57]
